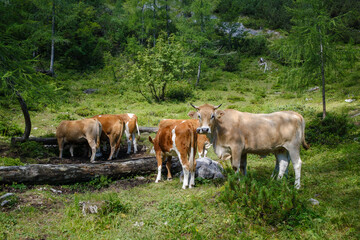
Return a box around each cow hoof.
[167,178,172,181]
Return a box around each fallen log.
[0,157,181,185]
[11,126,159,145]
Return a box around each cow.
[190,103,309,189]
[188,112,212,158]
[56,118,102,163]
[92,114,124,160]
[115,114,140,154]
[148,119,198,189]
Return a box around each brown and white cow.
[115,114,140,154]
[148,119,198,189]
[56,118,102,163]
[92,114,124,160]
[190,103,309,189]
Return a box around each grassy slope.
[1,56,360,239]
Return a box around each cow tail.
[96,119,102,149]
[301,117,310,150]
[136,118,140,137]
[148,136,154,144]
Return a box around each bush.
[219,171,318,227]
[100,193,130,216]
[75,107,96,117]
[0,157,24,166]
[0,120,23,137]
[306,112,354,146]
[11,141,54,158]
[166,82,194,102]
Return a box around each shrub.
[100,193,130,216]
[75,107,96,117]
[0,120,22,137]
[306,112,354,146]
[166,82,194,102]
[0,157,24,166]
[88,175,113,189]
[219,171,318,227]
[11,141,54,158]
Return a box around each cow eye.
[198,114,201,119]
[211,114,214,119]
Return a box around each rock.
[50,188,62,194]
[181,157,224,180]
[345,99,355,103]
[1,200,10,207]
[79,201,98,216]
[135,176,146,181]
[0,193,14,200]
[308,86,319,92]
[309,198,319,205]
[83,88,98,94]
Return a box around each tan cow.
[115,114,140,154]
[92,114,124,160]
[188,112,211,158]
[56,118,102,163]
[190,103,309,189]
[148,119,198,189]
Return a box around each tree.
[277,0,341,119]
[127,33,190,102]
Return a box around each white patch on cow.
[181,120,185,124]
[155,165,162,183]
[127,113,134,118]
[99,115,102,117]
[125,122,131,154]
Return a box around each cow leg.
[132,132,138,153]
[58,138,64,159]
[155,152,164,183]
[70,145,74,157]
[230,146,243,174]
[275,152,290,180]
[240,154,247,175]
[165,156,172,180]
[125,124,131,154]
[189,147,196,188]
[288,148,302,189]
[108,135,116,160]
[87,139,97,163]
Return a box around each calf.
[92,114,124,160]
[149,119,198,189]
[56,118,102,163]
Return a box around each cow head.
[190,103,222,134]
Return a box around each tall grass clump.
[306,112,354,146]
[219,171,318,228]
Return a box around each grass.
[0,55,359,239]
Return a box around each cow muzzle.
[196,127,210,134]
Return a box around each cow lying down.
[190,103,309,189]
[149,119,198,189]
[56,118,102,163]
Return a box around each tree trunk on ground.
[49,0,55,77]
[14,91,31,143]
[0,157,182,184]
[11,127,159,144]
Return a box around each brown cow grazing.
[190,103,309,189]
[92,114,124,160]
[115,114,140,154]
[56,118,102,163]
[149,119,198,189]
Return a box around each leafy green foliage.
[166,82,194,102]
[0,120,22,137]
[88,175,113,190]
[306,112,354,145]
[219,171,319,227]
[127,34,190,102]
[100,193,130,216]
[0,157,24,166]
[11,141,54,158]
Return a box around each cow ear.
[215,110,225,119]
[188,111,197,118]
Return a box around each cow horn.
[190,103,199,110]
[214,104,222,110]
